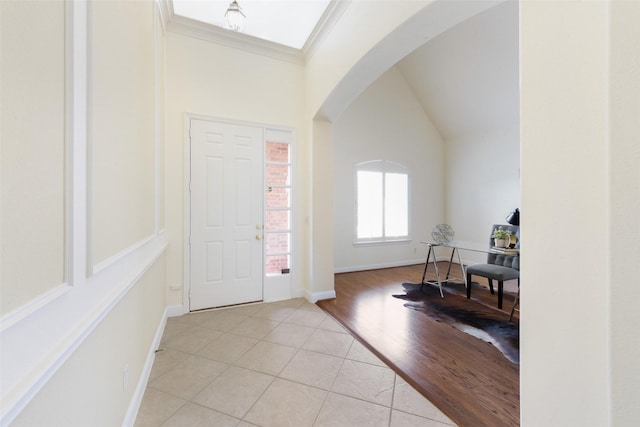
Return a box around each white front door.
[189,119,264,310]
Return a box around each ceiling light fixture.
[224,0,246,32]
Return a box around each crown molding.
[166,14,305,65]
[162,0,349,65]
[156,0,171,33]
[303,0,352,59]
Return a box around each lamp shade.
[225,0,245,32]
[506,208,520,226]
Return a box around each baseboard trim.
[123,308,168,426]
[166,304,185,317]
[305,289,337,303]
[334,258,425,274]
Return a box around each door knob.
[256,234,262,240]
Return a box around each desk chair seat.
[466,264,519,309]
[466,224,519,310]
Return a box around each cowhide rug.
[393,282,519,364]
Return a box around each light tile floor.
[134,298,457,427]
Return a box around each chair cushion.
[466,264,519,281]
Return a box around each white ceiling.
[172,0,332,49]
[397,1,519,140]
[169,0,518,140]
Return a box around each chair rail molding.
[0,283,71,333]
[0,235,167,427]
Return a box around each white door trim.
[182,113,295,312]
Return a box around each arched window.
[355,160,409,243]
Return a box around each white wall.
[521,1,608,424]
[608,1,640,424]
[164,31,306,309]
[0,1,168,425]
[520,0,640,425]
[1,0,65,316]
[443,1,519,257]
[397,0,520,263]
[445,126,520,264]
[333,66,445,272]
[91,0,156,265]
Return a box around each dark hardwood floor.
[317,263,520,427]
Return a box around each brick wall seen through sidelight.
[265,142,291,274]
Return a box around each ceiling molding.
[164,0,304,65]
[167,14,304,64]
[162,0,349,65]
[167,14,304,65]
[156,0,171,34]
[303,0,352,59]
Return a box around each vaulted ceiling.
[397,0,519,140]
[167,0,519,139]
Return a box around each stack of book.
[491,246,519,255]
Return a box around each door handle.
[256,234,262,240]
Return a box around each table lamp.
[506,208,520,226]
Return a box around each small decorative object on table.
[491,246,519,255]
[492,227,509,248]
[431,224,455,244]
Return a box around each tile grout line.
[309,334,354,426]
[283,313,330,427]
[388,373,397,427]
[221,304,326,425]
[139,299,454,426]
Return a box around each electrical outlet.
[123,364,129,391]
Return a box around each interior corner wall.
[444,125,520,264]
[164,32,306,308]
[310,119,335,297]
[332,66,444,272]
[11,257,167,427]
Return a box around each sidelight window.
[265,141,291,275]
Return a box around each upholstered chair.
[466,224,519,309]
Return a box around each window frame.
[264,138,293,276]
[353,160,411,245]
